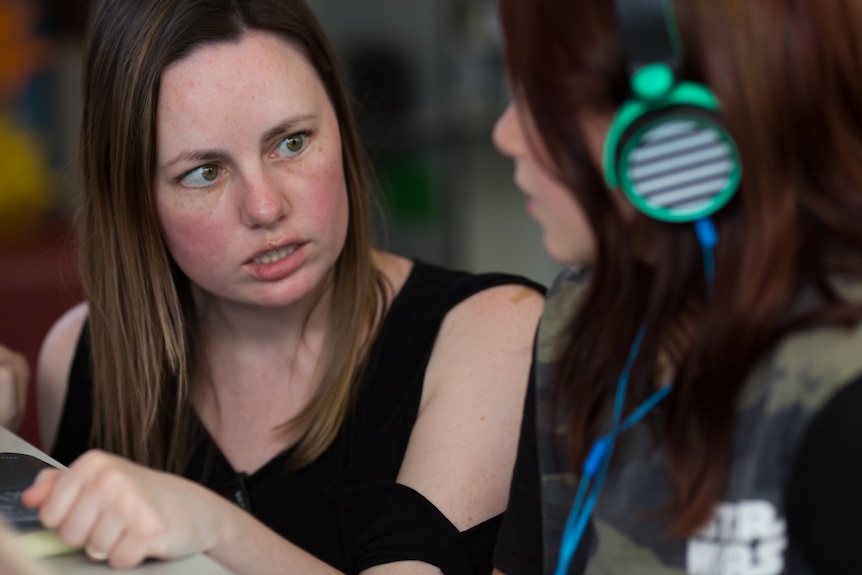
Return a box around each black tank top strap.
[50,322,94,465]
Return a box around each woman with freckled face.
[17,1,546,573]
[155,33,349,312]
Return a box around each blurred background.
[0,0,562,447]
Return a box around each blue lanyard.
[695,217,718,296]
[553,324,672,575]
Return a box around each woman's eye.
[275,133,307,157]
[180,165,219,188]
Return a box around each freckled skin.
[155,31,349,311]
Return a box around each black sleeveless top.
[52,260,545,574]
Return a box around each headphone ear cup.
[612,105,741,223]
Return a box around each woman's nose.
[239,170,288,228]
[492,100,525,158]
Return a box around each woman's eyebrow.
[164,148,229,168]
[260,115,316,144]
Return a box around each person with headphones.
[490,0,862,574]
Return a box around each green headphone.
[604,0,741,223]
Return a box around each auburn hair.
[498,0,862,535]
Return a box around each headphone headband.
[614,0,682,71]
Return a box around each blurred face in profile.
[493,98,597,265]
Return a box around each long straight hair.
[498,0,862,535]
[78,0,386,473]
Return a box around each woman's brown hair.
[78,0,386,472]
[498,0,862,535]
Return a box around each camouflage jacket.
[534,267,862,575]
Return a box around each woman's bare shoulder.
[397,271,544,531]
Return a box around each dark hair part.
[79,0,385,472]
[498,0,862,535]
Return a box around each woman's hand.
[0,345,30,432]
[21,450,228,569]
